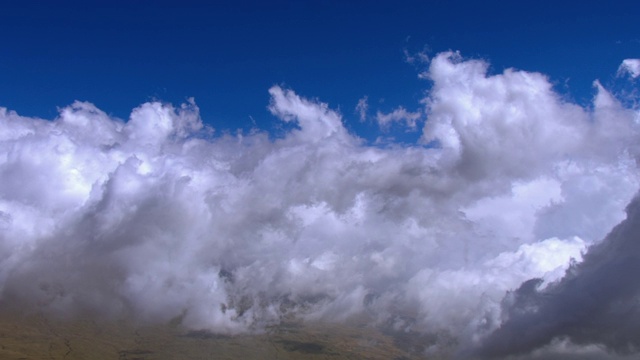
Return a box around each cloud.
[1,52,639,358]
[422,52,597,181]
[355,96,368,122]
[403,46,430,65]
[375,106,422,131]
[618,59,640,78]
[473,194,640,359]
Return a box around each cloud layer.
[1,52,639,358]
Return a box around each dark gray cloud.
[473,194,640,359]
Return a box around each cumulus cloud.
[0,52,639,358]
[618,59,640,78]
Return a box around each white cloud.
[422,52,594,181]
[1,53,640,358]
[355,96,368,122]
[618,58,640,78]
[268,86,348,143]
[376,106,421,130]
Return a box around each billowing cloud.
[1,52,639,358]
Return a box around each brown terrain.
[0,313,455,359]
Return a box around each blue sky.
[1,0,639,140]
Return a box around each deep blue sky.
[1,1,638,140]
